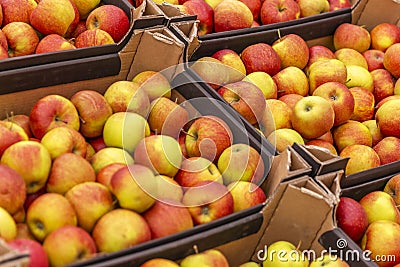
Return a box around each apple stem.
[296,240,302,251]
[181,129,196,139]
[277,29,282,40]
[193,244,199,254]
[174,98,179,104]
[79,116,86,124]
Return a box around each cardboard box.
[0,239,30,267]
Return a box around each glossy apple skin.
[260,0,300,25]
[183,0,214,35]
[214,0,253,33]
[241,43,281,76]
[272,33,310,70]
[8,238,49,267]
[336,197,368,242]
[340,144,380,175]
[2,21,39,57]
[333,23,371,53]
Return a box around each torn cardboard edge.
[351,0,400,30]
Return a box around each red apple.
[373,136,400,165]
[75,28,115,47]
[4,114,32,138]
[218,80,266,125]
[349,87,375,122]
[142,199,193,239]
[273,66,309,97]
[370,22,400,52]
[305,45,335,72]
[35,34,76,54]
[333,23,371,53]
[86,5,130,43]
[328,0,351,11]
[183,0,214,35]
[340,144,380,175]
[278,93,303,111]
[226,181,266,212]
[185,116,233,163]
[305,139,338,155]
[0,121,29,157]
[87,135,107,152]
[240,0,261,22]
[272,33,309,69]
[336,197,368,242]
[307,59,348,94]
[375,99,400,138]
[2,21,39,57]
[96,162,126,190]
[240,42,281,76]
[8,238,49,267]
[29,94,80,139]
[312,81,355,126]
[363,49,385,71]
[260,0,300,25]
[371,69,395,103]
[0,164,26,216]
[333,120,372,153]
[212,49,246,81]
[0,0,36,26]
[182,180,234,225]
[214,0,253,32]
[70,20,87,38]
[383,43,400,79]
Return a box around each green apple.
[103,111,150,154]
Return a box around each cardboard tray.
[0,0,172,94]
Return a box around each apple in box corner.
[182,0,214,36]
[2,22,39,57]
[297,0,329,17]
[86,5,130,43]
[214,0,253,32]
[370,22,400,52]
[340,144,380,176]
[75,28,115,48]
[333,23,371,53]
[35,34,76,54]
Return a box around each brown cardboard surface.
[352,0,400,30]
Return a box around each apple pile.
[0,70,269,266]
[0,0,130,59]
[336,174,400,267]
[190,21,400,176]
[137,0,351,35]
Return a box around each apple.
[154,175,184,203]
[267,128,305,153]
[35,33,76,54]
[30,0,79,37]
[345,65,374,92]
[260,99,292,137]
[240,262,262,267]
[182,180,234,225]
[260,0,300,25]
[383,43,400,79]
[41,126,87,159]
[312,81,354,126]
[190,57,231,90]
[395,78,400,95]
[240,42,281,76]
[26,193,77,241]
[340,144,380,175]
[184,115,233,163]
[307,59,348,95]
[305,139,338,155]
[90,147,134,174]
[24,186,46,212]
[180,249,229,267]
[272,33,309,70]
[273,66,309,98]
[384,174,400,206]
[360,190,400,224]
[8,238,49,267]
[3,114,32,138]
[305,45,336,72]
[0,164,26,216]
[29,94,80,139]
[214,0,253,32]
[349,86,375,122]
[363,49,385,71]
[2,21,39,57]
[370,22,400,52]
[335,196,368,242]
[332,120,372,153]
[0,0,37,26]
[212,49,247,82]
[70,0,100,19]
[70,20,87,38]
[86,4,130,43]
[278,93,303,111]
[103,112,150,154]
[1,141,51,194]
[140,258,179,267]
[361,220,400,267]
[110,164,157,213]
[0,206,17,241]
[183,0,214,35]
[371,69,395,103]
[134,134,183,177]
[376,95,400,111]
[147,97,189,138]
[334,48,368,69]
[251,20,260,27]
[65,181,114,232]
[375,99,400,139]
[291,95,335,140]
[333,23,371,53]
[96,162,126,190]
[15,223,35,240]
[362,120,383,147]
[132,70,172,101]
[218,80,266,125]
[317,130,334,144]
[328,0,351,11]
[0,121,29,156]
[240,0,261,22]
[297,0,329,17]
[42,226,97,267]
[74,28,115,47]
[175,156,223,188]
[92,208,151,253]
[226,181,266,212]
[142,199,193,239]
[373,136,400,165]
[70,89,113,138]
[243,71,278,99]
[262,240,309,267]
